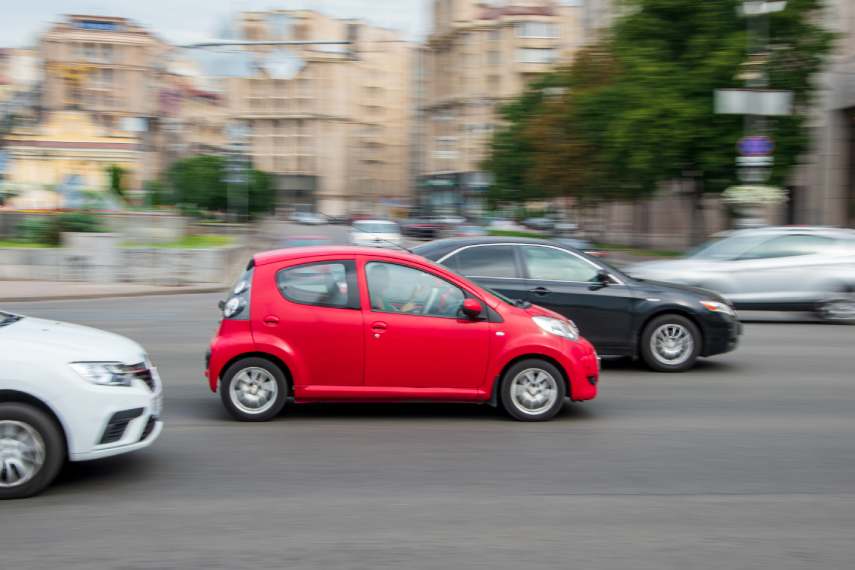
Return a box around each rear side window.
[277,261,359,309]
[445,245,520,278]
[738,235,836,259]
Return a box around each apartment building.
[225,10,412,216]
[39,15,167,130]
[420,0,583,215]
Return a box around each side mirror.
[595,270,612,286]
[461,298,483,319]
[218,299,226,311]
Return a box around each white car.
[350,220,403,249]
[290,212,327,225]
[0,311,163,499]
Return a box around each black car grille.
[126,363,156,391]
[100,408,144,444]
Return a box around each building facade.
[794,0,855,227]
[224,10,412,216]
[420,0,583,215]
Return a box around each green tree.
[484,0,834,241]
[166,154,275,219]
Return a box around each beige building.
[421,0,583,214]
[224,10,412,216]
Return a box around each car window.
[521,245,599,282]
[277,261,359,309]
[737,235,836,260]
[445,245,520,278]
[366,262,466,318]
[353,222,399,233]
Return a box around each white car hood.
[0,315,147,364]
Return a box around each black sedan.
[414,237,742,372]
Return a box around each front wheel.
[0,403,65,500]
[816,293,855,323]
[220,357,289,422]
[500,359,566,422]
[640,314,701,372]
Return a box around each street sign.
[737,156,774,167]
[715,89,793,116]
[738,136,774,156]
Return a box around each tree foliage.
[484,0,835,211]
[164,155,275,219]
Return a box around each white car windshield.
[688,234,774,260]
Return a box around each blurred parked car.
[553,238,608,258]
[626,226,855,321]
[454,224,487,238]
[290,212,327,225]
[206,246,598,422]
[324,214,350,225]
[415,237,741,372]
[350,220,403,248]
[0,311,162,499]
[278,236,333,249]
[487,219,526,232]
[522,217,555,232]
[400,218,443,239]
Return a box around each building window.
[435,136,458,159]
[517,48,557,64]
[516,22,559,39]
[488,50,500,66]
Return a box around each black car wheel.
[640,314,701,372]
[0,403,65,500]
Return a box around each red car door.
[359,257,491,393]
[251,258,364,394]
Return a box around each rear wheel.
[0,403,65,500]
[500,359,566,422]
[220,357,289,422]
[640,314,701,372]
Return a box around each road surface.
[2,294,854,569]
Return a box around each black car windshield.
[0,311,23,327]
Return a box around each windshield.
[688,233,773,260]
[353,222,399,233]
[0,311,23,328]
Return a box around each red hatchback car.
[205,247,599,422]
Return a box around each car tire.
[815,290,855,323]
[500,359,566,422]
[640,314,702,372]
[220,357,289,422]
[0,403,65,500]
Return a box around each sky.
[0,0,431,47]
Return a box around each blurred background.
[0,0,851,286]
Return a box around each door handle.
[529,287,551,296]
[371,321,388,331]
[263,315,280,327]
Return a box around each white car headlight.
[532,316,579,340]
[69,362,134,387]
[700,300,737,317]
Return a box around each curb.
[0,284,228,303]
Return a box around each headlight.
[223,296,245,318]
[69,362,134,387]
[701,300,736,317]
[532,316,579,340]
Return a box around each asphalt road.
[2,294,855,569]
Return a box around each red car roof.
[253,246,424,267]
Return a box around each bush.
[57,211,105,233]
[16,217,62,246]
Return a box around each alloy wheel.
[229,367,280,415]
[509,368,559,415]
[0,420,46,489]
[650,323,694,366]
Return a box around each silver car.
[626,227,855,321]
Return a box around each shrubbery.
[15,212,106,246]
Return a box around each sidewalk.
[0,280,227,303]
